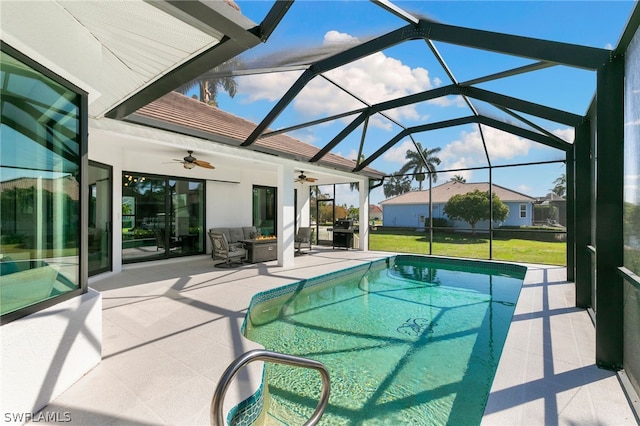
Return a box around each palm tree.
[175,59,241,107]
[399,142,441,191]
[451,175,466,183]
[551,173,566,198]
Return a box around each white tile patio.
[29,249,637,425]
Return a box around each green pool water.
[244,256,526,425]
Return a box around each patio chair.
[153,228,181,251]
[295,227,314,255]
[208,231,247,267]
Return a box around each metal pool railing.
[211,349,331,426]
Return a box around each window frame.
[520,203,527,219]
[1,43,88,325]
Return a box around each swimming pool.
[240,255,526,425]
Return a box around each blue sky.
[211,1,636,206]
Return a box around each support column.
[566,147,575,282]
[358,178,370,251]
[277,164,295,268]
[595,55,624,370]
[574,120,592,307]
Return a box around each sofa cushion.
[228,227,245,243]
[243,226,258,240]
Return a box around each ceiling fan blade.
[305,177,317,182]
[194,159,215,169]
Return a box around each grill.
[333,219,354,249]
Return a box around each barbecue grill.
[333,219,354,249]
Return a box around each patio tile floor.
[29,249,637,425]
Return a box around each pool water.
[244,256,526,425]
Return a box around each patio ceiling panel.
[1,0,268,120]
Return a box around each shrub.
[495,226,566,242]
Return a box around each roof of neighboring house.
[369,204,383,214]
[537,192,566,202]
[0,176,79,201]
[132,92,384,178]
[380,181,536,205]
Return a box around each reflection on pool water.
[243,255,526,425]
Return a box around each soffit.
[0,0,257,119]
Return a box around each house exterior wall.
[382,201,532,228]
[382,204,430,227]
[89,120,285,259]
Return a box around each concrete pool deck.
[29,248,637,425]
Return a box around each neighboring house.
[534,192,567,227]
[369,204,383,222]
[380,181,536,230]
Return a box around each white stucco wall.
[1,289,102,424]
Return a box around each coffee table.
[240,239,277,263]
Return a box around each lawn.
[368,228,566,266]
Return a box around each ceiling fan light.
[183,162,196,169]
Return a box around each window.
[253,186,276,237]
[1,45,85,322]
[122,173,205,262]
[520,204,527,218]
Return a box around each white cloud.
[439,126,532,169]
[552,127,574,143]
[235,30,465,129]
[382,140,416,165]
[428,95,467,108]
[236,72,301,102]
[324,30,359,45]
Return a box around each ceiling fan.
[295,171,317,183]
[173,150,214,170]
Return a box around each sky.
[209,0,636,207]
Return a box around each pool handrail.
[211,349,331,426]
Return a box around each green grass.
[369,228,566,266]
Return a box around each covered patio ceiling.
[1,0,291,119]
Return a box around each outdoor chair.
[208,231,247,267]
[295,227,314,255]
[153,228,181,251]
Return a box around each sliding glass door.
[122,173,204,263]
[88,162,112,276]
[253,186,276,237]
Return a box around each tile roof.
[0,176,79,200]
[380,181,536,205]
[132,92,384,178]
[369,204,383,214]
